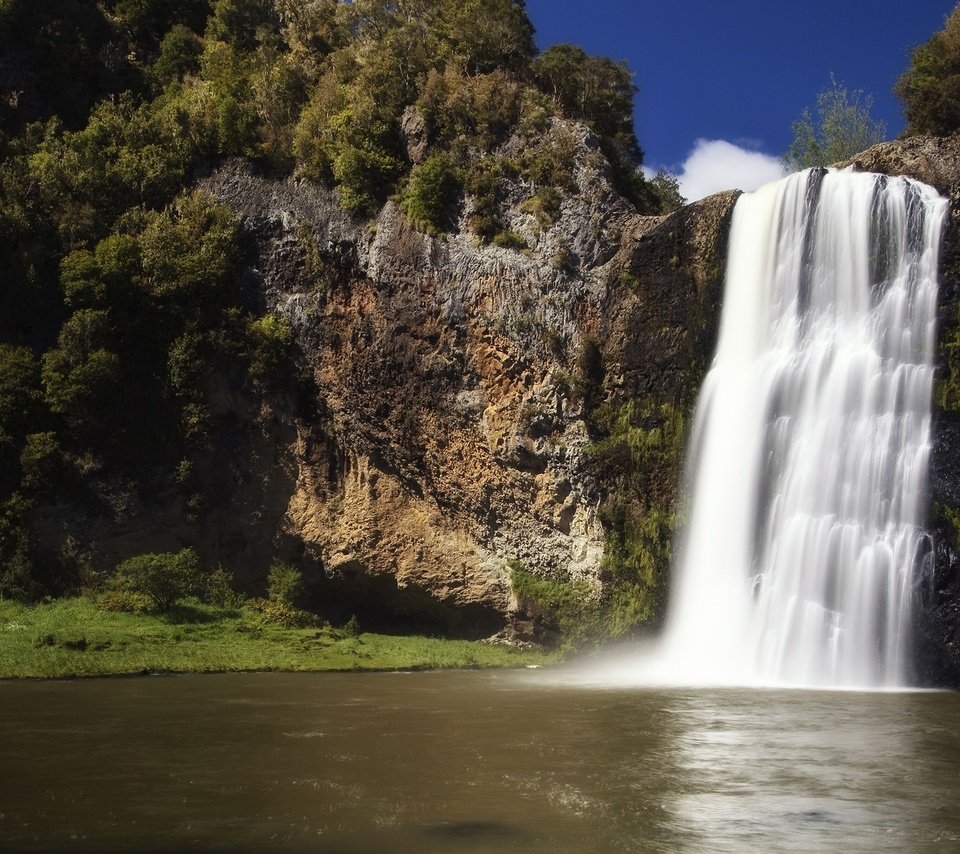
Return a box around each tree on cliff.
[895,4,960,137]
[783,76,886,171]
[289,2,655,214]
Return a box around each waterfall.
[657,167,948,689]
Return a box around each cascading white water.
[653,167,948,689]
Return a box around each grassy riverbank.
[0,598,555,679]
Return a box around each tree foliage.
[417,67,522,152]
[40,310,120,430]
[150,24,204,89]
[895,5,960,136]
[784,76,887,171]
[267,560,304,606]
[648,170,685,214]
[400,153,462,233]
[285,5,655,214]
[0,494,37,601]
[434,0,534,74]
[111,548,202,611]
[0,0,134,134]
[0,345,40,445]
[533,44,641,166]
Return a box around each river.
[1,670,958,852]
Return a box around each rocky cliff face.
[196,121,737,638]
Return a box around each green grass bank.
[0,598,555,679]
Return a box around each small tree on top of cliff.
[783,76,886,171]
[895,4,960,137]
[649,170,685,213]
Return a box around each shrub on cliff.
[417,68,522,153]
[40,311,121,433]
[150,24,204,90]
[533,45,638,158]
[896,4,960,137]
[400,154,462,234]
[532,43,648,202]
[648,170,685,213]
[247,313,294,388]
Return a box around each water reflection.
[0,672,958,852]
[657,689,960,852]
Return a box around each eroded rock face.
[835,134,960,197]
[199,122,737,637]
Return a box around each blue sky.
[524,0,954,199]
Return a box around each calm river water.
[1,670,958,852]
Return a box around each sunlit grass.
[0,598,556,679]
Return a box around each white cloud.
[670,139,787,203]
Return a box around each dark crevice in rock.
[321,569,506,640]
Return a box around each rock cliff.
[196,122,737,638]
